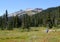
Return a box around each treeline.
[0,6,60,30]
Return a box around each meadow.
[0,27,60,42]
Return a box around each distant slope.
[8,8,43,17]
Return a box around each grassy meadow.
[0,27,60,42]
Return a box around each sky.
[0,0,60,16]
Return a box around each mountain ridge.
[8,8,43,17]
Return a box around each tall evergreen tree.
[5,10,8,29]
[22,14,30,31]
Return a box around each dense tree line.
[0,6,60,30]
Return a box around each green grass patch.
[0,27,60,42]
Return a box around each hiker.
[46,28,49,33]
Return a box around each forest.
[0,6,60,31]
